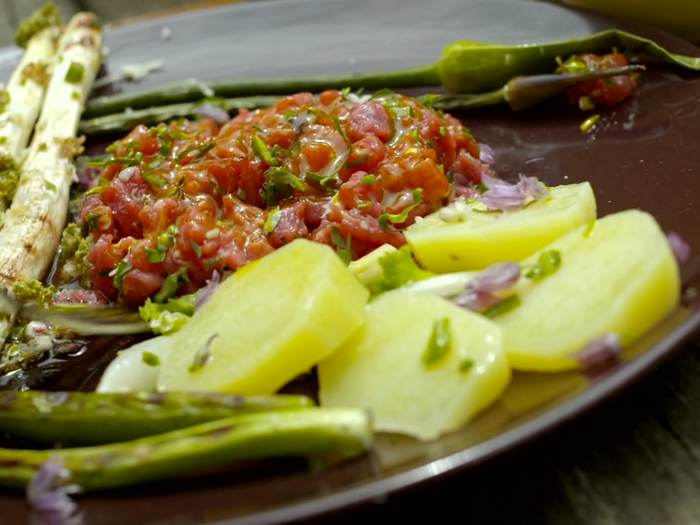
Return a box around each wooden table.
[2,2,700,524]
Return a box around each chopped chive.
[422,317,451,368]
[482,294,521,319]
[142,351,160,367]
[64,62,84,84]
[524,250,562,282]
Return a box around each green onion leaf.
[524,250,562,282]
[422,317,452,368]
[251,134,278,166]
[64,62,84,84]
[482,294,521,319]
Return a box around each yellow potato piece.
[318,290,510,440]
[157,238,369,394]
[405,182,596,273]
[495,209,680,371]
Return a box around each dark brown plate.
[1,0,700,523]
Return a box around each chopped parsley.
[378,188,423,232]
[13,277,55,305]
[110,260,132,292]
[15,2,62,48]
[366,244,433,296]
[251,134,278,166]
[154,267,188,303]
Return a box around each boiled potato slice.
[496,209,680,371]
[318,290,510,440]
[405,182,596,272]
[157,238,369,394]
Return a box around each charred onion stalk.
[0,12,62,213]
[0,408,372,491]
[0,12,102,357]
[79,64,646,136]
[82,28,700,120]
[0,390,314,446]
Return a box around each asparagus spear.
[0,12,102,358]
[0,390,314,446]
[0,407,372,491]
[78,64,647,136]
[82,29,700,119]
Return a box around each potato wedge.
[495,209,680,371]
[157,239,369,394]
[405,182,596,272]
[318,290,510,440]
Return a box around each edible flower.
[666,231,690,263]
[453,261,520,311]
[479,174,549,211]
[26,458,83,522]
[570,333,622,371]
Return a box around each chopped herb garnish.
[142,171,168,188]
[110,260,132,292]
[264,206,282,234]
[360,174,376,184]
[43,178,56,192]
[439,126,447,137]
[189,239,202,258]
[262,165,307,207]
[345,154,369,169]
[482,294,521,319]
[366,244,433,296]
[142,351,160,366]
[332,115,353,150]
[524,250,562,282]
[0,89,9,113]
[419,93,441,110]
[154,267,188,303]
[422,317,452,368]
[459,358,474,374]
[144,242,167,263]
[330,227,352,265]
[583,218,596,238]
[64,62,85,84]
[378,188,423,232]
[251,134,278,166]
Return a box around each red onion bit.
[666,231,690,263]
[453,261,521,311]
[26,458,83,522]
[570,332,622,371]
[194,103,231,125]
[479,174,549,212]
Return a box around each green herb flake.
[142,171,168,188]
[264,206,282,235]
[251,134,278,166]
[378,188,423,232]
[366,244,433,296]
[0,89,9,113]
[422,317,452,368]
[330,227,352,265]
[262,165,307,207]
[459,358,474,374]
[483,294,521,319]
[110,260,132,292]
[142,351,160,367]
[154,267,188,303]
[580,114,600,132]
[64,62,85,84]
[524,250,562,282]
[332,115,353,150]
[583,217,596,238]
[12,277,55,305]
[189,239,202,258]
[360,174,376,185]
[15,3,62,48]
[43,178,56,192]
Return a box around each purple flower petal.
[478,143,496,164]
[667,231,690,263]
[453,289,503,311]
[468,261,521,293]
[27,458,83,521]
[570,333,622,371]
[479,174,549,211]
[516,174,549,201]
[195,103,231,125]
[453,261,521,311]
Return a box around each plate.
[1,0,700,523]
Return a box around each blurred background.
[1,0,699,49]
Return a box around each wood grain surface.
[1,2,700,525]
